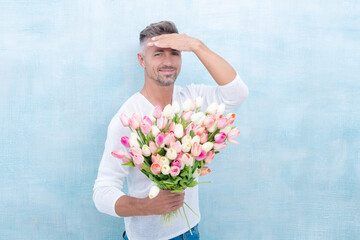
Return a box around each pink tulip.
[133,113,142,123]
[171,159,182,168]
[204,151,215,165]
[191,142,202,157]
[121,136,130,148]
[129,116,140,129]
[214,113,222,119]
[200,167,211,176]
[153,106,162,119]
[151,153,161,163]
[119,113,129,127]
[133,154,144,165]
[196,150,207,161]
[170,141,182,153]
[214,132,227,143]
[143,116,153,126]
[203,115,215,128]
[149,141,158,154]
[135,163,143,170]
[227,128,240,144]
[157,116,167,130]
[170,166,180,177]
[176,152,184,160]
[217,118,228,129]
[181,111,193,122]
[168,122,176,132]
[129,146,142,157]
[111,150,131,163]
[185,123,195,135]
[164,132,176,146]
[226,113,236,125]
[181,153,194,166]
[200,133,208,144]
[155,132,165,146]
[194,125,205,136]
[150,163,161,175]
[213,142,227,150]
[140,122,152,135]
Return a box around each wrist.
[191,39,205,53]
[138,196,151,216]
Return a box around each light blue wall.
[1,1,359,239]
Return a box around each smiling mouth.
[159,68,176,74]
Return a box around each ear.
[137,53,146,68]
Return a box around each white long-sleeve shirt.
[93,73,249,240]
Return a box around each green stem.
[184,202,200,218]
[182,206,192,235]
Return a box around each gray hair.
[139,21,178,53]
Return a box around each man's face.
[139,38,182,86]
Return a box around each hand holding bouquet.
[111,97,240,233]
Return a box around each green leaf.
[188,180,199,187]
[171,189,183,193]
[141,164,150,172]
[122,161,135,167]
[137,138,143,148]
[192,161,199,174]
[190,130,195,138]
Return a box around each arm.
[115,190,185,217]
[148,33,237,86]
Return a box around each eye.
[172,52,180,56]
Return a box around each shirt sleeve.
[183,72,249,113]
[93,113,130,218]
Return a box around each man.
[93,21,249,240]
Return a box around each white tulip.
[172,101,180,114]
[181,142,192,153]
[181,154,194,167]
[129,138,140,148]
[181,134,192,143]
[217,103,225,115]
[192,168,201,179]
[197,115,206,125]
[191,112,204,123]
[149,114,156,123]
[149,185,160,199]
[202,142,214,152]
[161,165,171,175]
[207,122,218,133]
[163,104,174,119]
[183,99,193,112]
[196,97,203,108]
[151,125,160,137]
[174,124,184,138]
[165,148,177,160]
[191,135,200,145]
[159,156,170,166]
[220,125,232,135]
[129,133,140,147]
[206,103,218,115]
[142,145,151,157]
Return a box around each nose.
[162,53,173,66]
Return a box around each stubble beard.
[148,67,178,86]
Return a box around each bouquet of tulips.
[111,97,240,232]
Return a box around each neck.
[140,82,174,110]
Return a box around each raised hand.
[146,33,200,52]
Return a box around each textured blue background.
[1,1,359,239]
